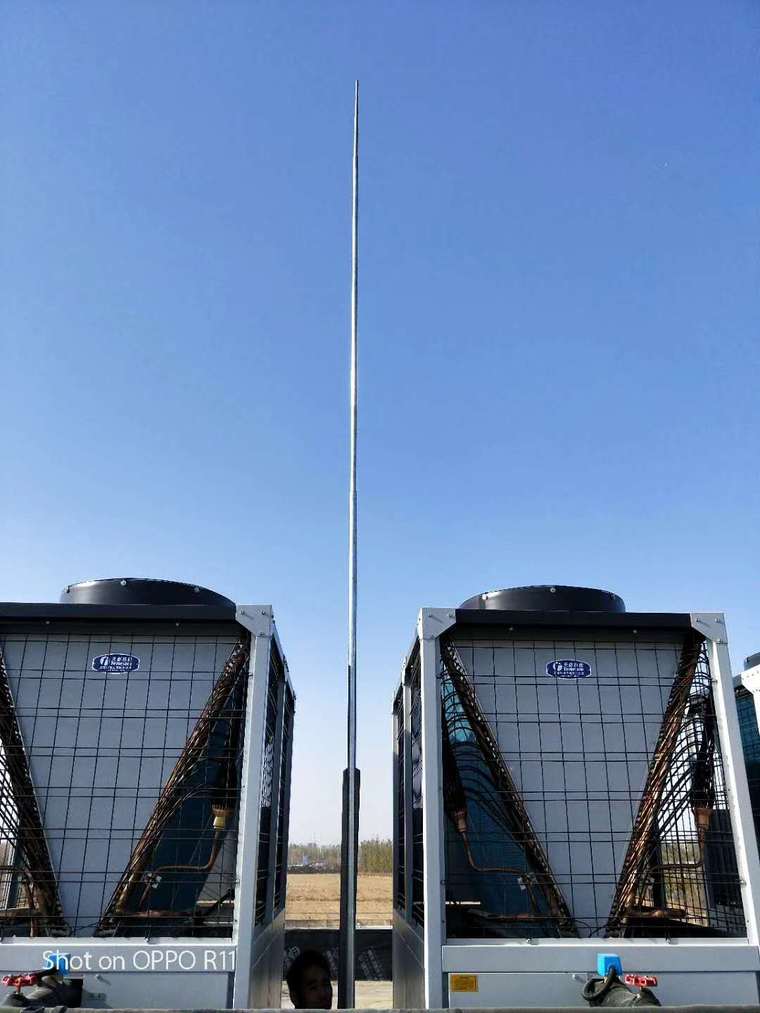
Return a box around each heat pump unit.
[735,652,760,844]
[392,586,760,1008]
[0,578,294,1009]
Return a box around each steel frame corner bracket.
[740,663,760,691]
[417,607,457,642]
[690,612,727,643]
[739,662,760,734]
[236,604,274,639]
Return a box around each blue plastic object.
[596,953,623,977]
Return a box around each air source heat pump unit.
[0,578,294,1010]
[391,585,760,1009]
[734,652,760,844]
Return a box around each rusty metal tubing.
[134,829,227,909]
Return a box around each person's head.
[286,950,332,1010]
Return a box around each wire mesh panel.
[255,642,285,925]
[393,688,405,914]
[408,648,424,927]
[273,683,294,914]
[441,642,572,939]
[608,639,742,936]
[440,627,745,939]
[0,646,64,934]
[0,622,250,938]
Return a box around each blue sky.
[1,1,759,843]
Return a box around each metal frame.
[394,619,451,1009]
[418,609,456,1008]
[232,609,295,1007]
[441,937,760,972]
[232,605,274,1007]
[393,605,760,1007]
[691,612,760,947]
[403,657,414,921]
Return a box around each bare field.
[281,981,392,1009]
[285,872,392,927]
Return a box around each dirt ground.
[285,872,392,927]
[280,980,392,1009]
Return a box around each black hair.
[286,949,331,996]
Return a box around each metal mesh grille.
[255,642,284,925]
[0,624,249,937]
[273,683,294,913]
[393,688,405,913]
[0,644,65,934]
[99,635,250,936]
[609,638,743,936]
[441,629,744,939]
[408,648,424,927]
[441,641,573,938]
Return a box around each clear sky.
[2,1,759,844]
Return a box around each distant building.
[735,652,760,839]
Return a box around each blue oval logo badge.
[92,653,140,674]
[546,659,591,679]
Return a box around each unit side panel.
[392,907,425,1009]
[250,909,287,1009]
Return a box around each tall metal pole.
[339,79,360,1010]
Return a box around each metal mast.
[339,79,360,1010]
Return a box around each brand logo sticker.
[92,653,140,674]
[546,659,592,679]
